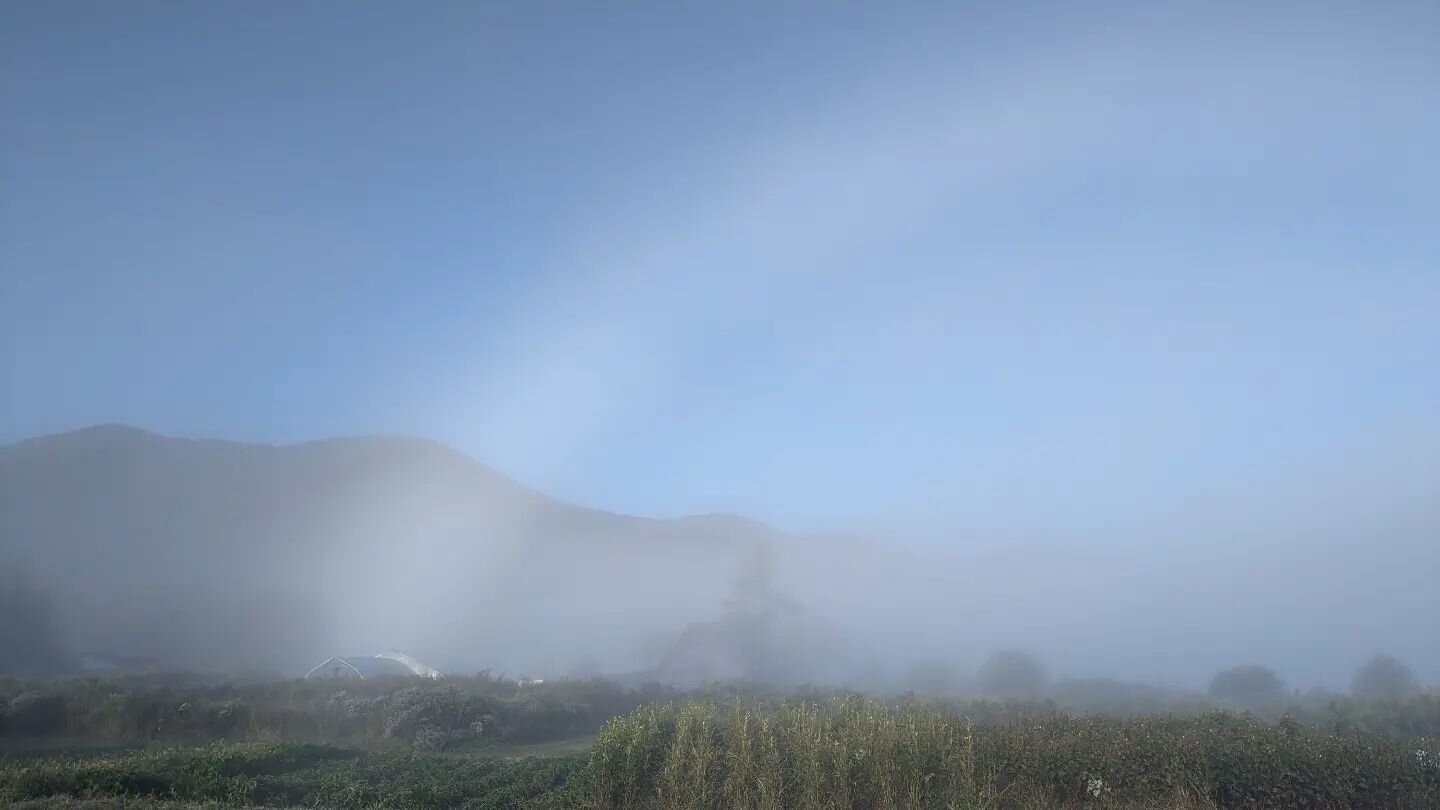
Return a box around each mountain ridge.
[2,423,770,533]
[0,423,774,675]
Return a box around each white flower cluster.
[1417,748,1437,769]
[1087,776,1106,798]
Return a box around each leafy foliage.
[0,673,670,751]
[0,743,584,808]
[1208,664,1285,709]
[1353,654,1419,700]
[976,650,1047,699]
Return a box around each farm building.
[304,650,443,680]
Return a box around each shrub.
[0,674,664,749]
[976,651,1047,699]
[6,692,69,736]
[0,742,585,808]
[1208,665,1284,709]
[1353,654,1419,700]
[380,686,495,751]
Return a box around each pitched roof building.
[304,650,443,680]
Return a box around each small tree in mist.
[719,545,801,684]
[0,563,67,674]
[1208,665,1284,709]
[1352,654,1418,700]
[976,650,1047,698]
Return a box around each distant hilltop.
[0,424,775,676]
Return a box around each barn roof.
[342,656,417,678]
[304,652,442,679]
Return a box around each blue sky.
[3,1,1437,531]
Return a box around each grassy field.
[5,698,1439,808]
[5,676,1440,808]
[587,698,1439,809]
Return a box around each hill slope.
[0,425,772,675]
[6,425,1437,688]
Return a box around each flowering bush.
[378,687,495,751]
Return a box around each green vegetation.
[586,697,1440,809]
[7,673,1439,751]
[0,674,673,752]
[0,742,584,809]
[1353,654,1420,701]
[1207,665,1285,710]
[975,650,1047,700]
[6,699,1438,809]
[589,698,973,809]
[5,675,1440,808]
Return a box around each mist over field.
[3,0,1438,701]
[2,423,1436,694]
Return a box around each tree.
[1351,654,1417,700]
[720,546,802,684]
[976,650,1047,698]
[1208,665,1284,708]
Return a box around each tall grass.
[589,696,975,809]
[586,697,1440,809]
[7,676,1440,807]
[5,704,1439,809]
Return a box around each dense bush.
[378,687,495,751]
[1208,664,1285,709]
[0,742,584,809]
[5,692,70,736]
[1313,692,1440,739]
[0,674,671,752]
[976,650,1047,699]
[1353,654,1419,700]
